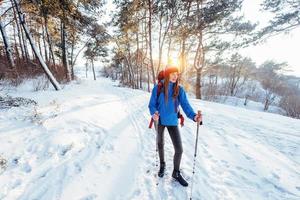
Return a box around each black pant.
[157,124,183,171]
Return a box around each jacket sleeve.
[178,86,196,121]
[148,85,158,116]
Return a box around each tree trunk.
[44,16,55,67]
[244,95,249,106]
[61,20,71,81]
[139,33,143,89]
[125,55,134,87]
[264,98,269,111]
[147,64,150,92]
[13,19,20,60]
[193,31,204,99]
[69,27,78,81]
[264,91,275,111]
[167,36,172,64]
[166,8,176,63]
[11,0,25,60]
[157,12,163,73]
[13,0,61,90]
[142,10,149,91]
[148,0,155,84]
[125,32,135,88]
[120,62,124,84]
[42,23,49,64]
[195,68,202,99]
[70,42,75,80]
[70,44,88,79]
[21,24,29,62]
[157,4,174,73]
[140,63,143,89]
[37,26,43,60]
[136,31,140,89]
[92,59,96,80]
[0,19,16,69]
[85,61,88,78]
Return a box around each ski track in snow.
[0,77,300,200]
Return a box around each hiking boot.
[158,162,165,177]
[172,170,188,187]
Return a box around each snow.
[207,95,282,114]
[0,76,300,200]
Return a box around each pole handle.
[197,110,203,125]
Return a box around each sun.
[167,55,180,67]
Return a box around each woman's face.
[169,72,178,83]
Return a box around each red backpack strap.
[179,113,184,127]
[149,118,154,129]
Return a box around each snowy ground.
[0,77,300,200]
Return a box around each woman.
[148,66,202,187]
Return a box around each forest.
[1,0,300,118]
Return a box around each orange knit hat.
[164,66,179,77]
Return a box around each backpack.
[149,70,184,128]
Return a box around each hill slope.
[0,77,299,200]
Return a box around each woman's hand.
[194,113,202,123]
[152,112,159,121]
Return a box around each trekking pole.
[153,112,159,186]
[190,110,202,200]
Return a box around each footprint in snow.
[74,163,82,173]
[10,179,22,189]
[220,160,230,168]
[221,143,228,147]
[221,160,228,164]
[243,153,252,161]
[60,144,73,156]
[95,142,101,149]
[12,157,19,166]
[22,162,32,173]
[104,143,114,152]
[236,166,244,171]
[271,172,280,180]
[79,194,97,200]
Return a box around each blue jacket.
[148,82,196,126]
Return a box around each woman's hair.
[164,74,179,104]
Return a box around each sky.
[240,0,300,77]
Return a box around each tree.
[23,0,104,80]
[112,0,147,88]
[225,53,255,96]
[258,60,287,111]
[278,76,300,118]
[184,0,256,99]
[0,18,16,70]
[260,0,300,38]
[279,94,300,119]
[154,0,179,74]
[147,0,155,84]
[84,23,109,80]
[12,0,61,90]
